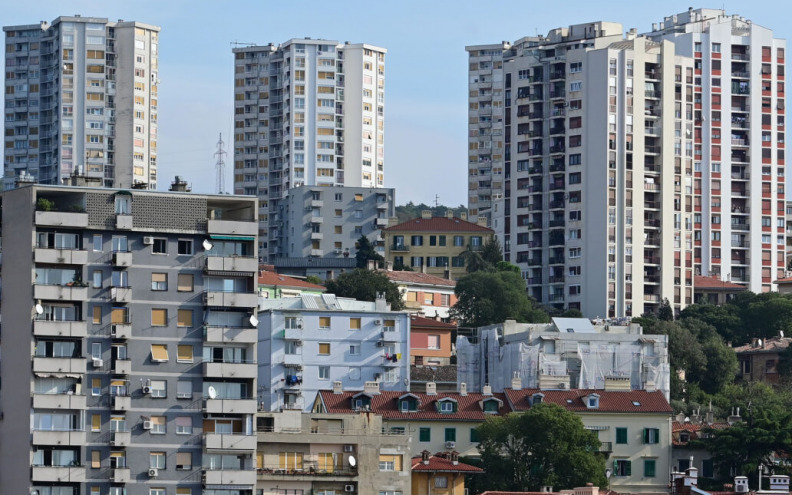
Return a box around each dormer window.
[531,393,544,406]
[351,394,371,411]
[437,398,457,413]
[398,393,419,413]
[482,399,500,413]
[586,394,600,409]
[680,432,690,443]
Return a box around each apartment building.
[257,294,410,412]
[232,39,386,261]
[410,315,456,366]
[647,8,787,293]
[0,184,258,495]
[4,16,160,189]
[258,268,325,298]
[383,270,457,319]
[254,410,411,495]
[383,212,494,280]
[470,23,696,318]
[281,185,394,259]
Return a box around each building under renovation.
[456,318,670,399]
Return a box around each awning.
[115,190,133,196]
[204,271,253,277]
[210,234,254,241]
[35,372,82,379]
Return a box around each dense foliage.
[394,202,467,223]
[324,269,404,310]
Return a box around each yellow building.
[383,211,494,280]
[411,450,483,495]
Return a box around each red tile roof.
[672,421,731,445]
[384,270,457,288]
[775,276,792,284]
[410,315,457,330]
[384,216,493,233]
[733,336,792,353]
[694,275,748,290]
[505,388,672,414]
[317,390,511,421]
[258,270,325,290]
[411,454,484,473]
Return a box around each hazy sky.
[4,1,790,206]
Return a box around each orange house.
[410,315,456,366]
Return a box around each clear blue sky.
[4,1,790,206]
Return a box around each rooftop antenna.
[214,132,227,194]
[434,194,440,208]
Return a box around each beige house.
[255,409,410,495]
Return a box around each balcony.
[204,325,258,344]
[206,255,258,273]
[599,441,613,453]
[35,210,89,228]
[33,357,85,374]
[204,361,257,379]
[33,430,86,447]
[33,320,87,338]
[34,284,88,301]
[111,287,133,303]
[115,214,133,230]
[34,248,88,265]
[111,430,131,447]
[33,393,86,410]
[204,398,258,414]
[114,359,132,375]
[311,232,324,240]
[391,244,410,252]
[204,291,258,308]
[204,433,257,451]
[112,251,132,267]
[111,323,132,339]
[375,217,388,227]
[111,467,131,483]
[31,466,86,483]
[112,395,131,411]
[310,249,324,256]
[204,469,258,486]
[208,219,258,237]
[282,354,304,367]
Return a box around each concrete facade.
[257,295,410,412]
[232,39,387,262]
[4,16,160,189]
[0,184,258,495]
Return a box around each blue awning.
[209,234,254,241]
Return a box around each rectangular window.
[445,428,456,442]
[91,414,101,432]
[318,343,331,355]
[111,307,128,324]
[615,459,631,477]
[152,238,167,254]
[644,459,657,477]
[349,344,360,355]
[177,309,193,328]
[150,416,166,434]
[150,345,168,363]
[616,427,628,444]
[319,366,330,379]
[176,380,192,399]
[150,451,166,468]
[176,345,193,362]
[319,316,331,328]
[92,378,102,396]
[93,234,103,251]
[151,273,167,291]
[92,270,103,288]
[91,450,101,468]
[177,273,194,292]
[470,427,481,443]
[379,454,402,471]
[419,427,431,442]
[151,309,167,326]
[643,428,659,444]
[93,306,102,324]
[150,380,166,398]
[176,451,192,469]
[177,239,192,255]
[349,317,361,330]
[435,476,449,489]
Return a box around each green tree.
[474,404,607,492]
[325,269,404,310]
[354,235,384,269]
[304,275,323,286]
[450,270,549,327]
[480,237,503,266]
[658,298,674,321]
[461,245,490,273]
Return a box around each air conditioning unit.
[142,386,152,394]
[143,236,154,245]
[373,320,382,325]
[92,358,103,368]
[376,341,385,347]
[148,468,158,477]
[345,485,355,493]
[343,444,354,453]
[295,341,303,346]
[296,320,303,329]
[445,441,456,449]
[109,440,116,446]
[142,420,152,430]
[373,373,382,381]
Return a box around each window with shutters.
[279,452,304,469]
[177,345,193,362]
[349,317,361,330]
[150,380,166,398]
[150,345,168,362]
[643,427,660,444]
[176,452,192,470]
[91,414,101,432]
[151,273,167,291]
[419,427,431,442]
[111,307,129,324]
[175,416,192,434]
[615,459,631,476]
[318,343,330,355]
[444,428,456,441]
[91,450,101,468]
[644,459,656,477]
[150,416,165,434]
[177,380,192,399]
[616,427,628,444]
[177,309,193,328]
[177,273,194,292]
[378,454,402,471]
[150,451,166,468]
[319,316,331,328]
[151,308,167,326]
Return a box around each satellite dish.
[207,386,218,399]
[35,303,44,315]
[249,315,259,327]
[348,455,356,467]
[202,239,213,251]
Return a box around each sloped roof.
[384,270,457,288]
[774,276,792,284]
[317,389,510,421]
[505,388,672,414]
[672,421,731,446]
[733,336,792,354]
[411,453,484,473]
[694,275,748,291]
[258,270,325,290]
[384,216,493,233]
[410,315,457,330]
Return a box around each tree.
[658,298,674,321]
[474,403,607,492]
[325,269,404,310]
[354,235,384,269]
[304,275,323,286]
[461,245,490,273]
[450,270,549,327]
[480,237,504,266]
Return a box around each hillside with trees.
[394,202,468,223]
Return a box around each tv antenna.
[214,133,227,194]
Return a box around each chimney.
[482,384,492,396]
[421,210,432,219]
[367,259,377,271]
[15,171,36,188]
[450,451,459,465]
[459,212,467,221]
[333,381,343,394]
[363,381,380,395]
[69,167,102,187]
[770,475,790,491]
[374,291,389,312]
[446,210,454,219]
[541,487,554,493]
[421,450,430,464]
[459,382,467,396]
[477,216,488,227]
[444,269,451,280]
[426,382,437,396]
[728,407,742,425]
[511,373,522,391]
[734,476,749,493]
[169,175,191,192]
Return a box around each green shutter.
[645,459,656,477]
[643,428,649,443]
[470,427,481,443]
[616,427,628,444]
[419,427,431,442]
[445,428,456,442]
[625,461,632,476]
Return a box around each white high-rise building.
[647,8,787,293]
[3,16,160,189]
[469,23,695,318]
[233,39,386,261]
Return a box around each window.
[177,273,194,292]
[93,234,103,251]
[92,270,103,288]
[279,452,304,470]
[435,476,449,488]
[151,416,166,434]
[379,454,402,471]
[349,344,360,355]
[177,240,192,255]
[176,451,192,470]
[114,196,130,214]
[93,306,102,324]
[151,273,167,291]
[319,317,331,328]
[644,459,657,477]
[411,235,423,246]
[334,209,342,217]
[616,427,628,444]
[91,450,101,469]
[427,335,440,350]
[453,235,464,247]
[444,428,456,442]
[92,378,102,396]
[419,427,431,442]
[151,309,167,326]
[150,345,168,363]
[177,309,193,328]
[643,428,659,444]
[177,345,193,362]
[319,367,330,379]
[91,414,101,432]
[176,380,192,399]
[150,380,166,398]
[349,317,361,330]
[614,459,631,476]
[318,343,331,355]
[150,451,166,468]
[111,307,129,324]
[152,238,167,254]
[470,428,481,443]
[112,236,128,252]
